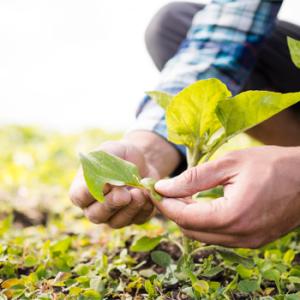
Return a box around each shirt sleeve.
[129,0,282,157]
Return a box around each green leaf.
[166,78,231,149]
[144,280,157,298]
[82,289,102,300]
[151,250,172,268]
[218,248,254,268]
[74,264,90,276]
[286,294,300,300]
[130,236,162,252]
[146,91,173,110]
[262,269,282,294]
[140,178,162,201]
[24,255,38,267]
[262,269,280,282]
[288,276,300,284]
[283,249,295,265]
[238,279,260,293]
[290,266,300,277]
[216,90,300,139]
[51,237,72,253]
[236,264,253,279]
[201,266,223,278]
[80,151,142,202]
[192,280,209,294]
[0,215,13,237]
[288,37,300,68]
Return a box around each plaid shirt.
[131,0,282,156]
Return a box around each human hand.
[70,140,159,228]
[154,146,300,248]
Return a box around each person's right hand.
[69,140,159,228]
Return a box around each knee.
[145,2,182,48]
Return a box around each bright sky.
[0,0,298,133]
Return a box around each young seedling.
[80,81,300,202]
[79,151,162,202]
[80,37,300,299]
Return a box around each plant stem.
[182,148,203,271]
[187,141,202,167]
[204,134,227,162]
[140,177,162,201]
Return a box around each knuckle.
[133,219,147,225]
[182,167,199,186]
[141,202,154,215]
[134,214,152,225]
[106,191,128,212]
[69,189,86,208]
[173,210,187,228]
[131,190,146,208]
[207,200,232,229]
[134,207,156,225]
[69,189,79,206]
[136,198,146,209]
[216,153,239,169]
[108,220,123,229]
[85,210,101,224]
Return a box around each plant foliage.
[288,37,300,69]
[1,126,300,298]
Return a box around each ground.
[0,125,300,299]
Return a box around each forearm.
[123,130,181,178]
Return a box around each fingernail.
[155,178,173,191]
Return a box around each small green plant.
[81,78,300,299]
[81,79,300,201]
[2,124,300,298]
[81,38,300,203]
[79,37,300,298]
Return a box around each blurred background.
[0,0,297,133]
[0,0,298,225]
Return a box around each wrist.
[123,130,181,178]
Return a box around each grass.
[0,125,300,299]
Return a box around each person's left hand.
[154,146,300,248]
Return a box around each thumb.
[155,158,232,198]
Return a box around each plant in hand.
[80,38,300,298]
[81,79,300,205]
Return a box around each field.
[1,125,300,299]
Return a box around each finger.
[155,197,233,231]
[132,201,156,225]
[108,189,150,228]
[99,141,149,177]
[69,172,95,208]
[70,169,113,208]
[155,157,235,198]
[181,228,241,248]
[84,187,131,224]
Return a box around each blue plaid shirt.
[131,0,282,156]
